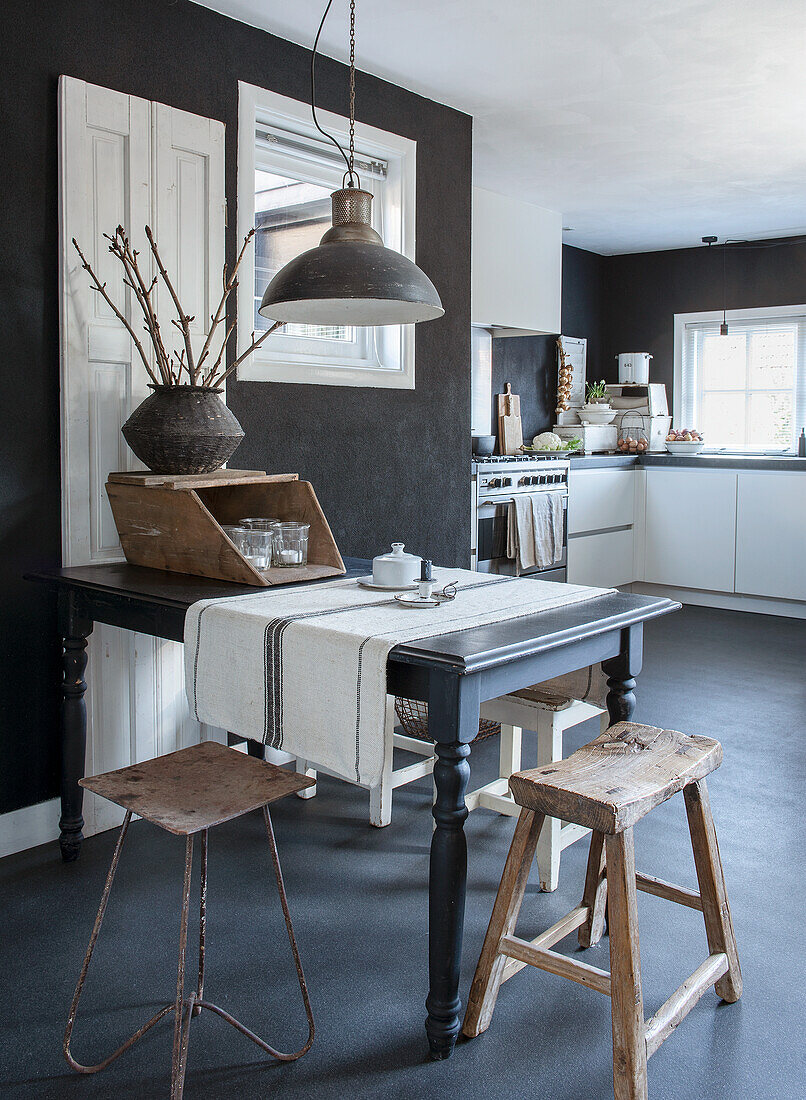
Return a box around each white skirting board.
[630,583,806,620]
[0,798,61,859]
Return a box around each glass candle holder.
[240,517,280,531]
[222,525,250,554]
[272,522,310,568]
[244,529,273,570]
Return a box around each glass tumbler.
[240,517,280,531]
[272,522,310,568]
[243,529,273,570]
[222,525,250,553]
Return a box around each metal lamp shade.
[259,188,444,326]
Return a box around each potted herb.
[73,226,281,475]
[581,379,616,424]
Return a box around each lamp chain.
[348,0,356,184]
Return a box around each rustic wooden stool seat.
[508,722,723,833]
[64,742,315,1099]
[463,722,741,1100]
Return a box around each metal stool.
[463,722,742,1100]
[64,742,315,1099]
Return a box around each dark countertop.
[570,453,806,472]
[569,454,639,470]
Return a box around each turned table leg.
[426,674,479,1060]
[59,597,92,862]
[602,625,643,727]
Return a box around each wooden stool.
[463,722,742,1100]
[64,742,315,1099]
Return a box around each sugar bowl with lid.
[372,543,422,587]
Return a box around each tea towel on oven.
[506,491,563,573]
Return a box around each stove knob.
[502,477,512,487]
[488,477,501,488]
[518,476,530,486]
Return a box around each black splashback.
[1,0,471,814]
[491,335,557,443]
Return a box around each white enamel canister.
[616,352,653,385]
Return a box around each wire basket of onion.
[617,413,649,454]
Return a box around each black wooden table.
[28,560,678,1060]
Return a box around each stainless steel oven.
[471,455,570,582]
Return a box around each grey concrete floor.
[2,605,804,1099]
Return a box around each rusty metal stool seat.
[463,722,742,1100]
[64,742,315,1099]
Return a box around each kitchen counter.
[570,453,806,472]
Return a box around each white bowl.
[665,440,705,455]
[580,404,616,425]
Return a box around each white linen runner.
[185,569,612,788]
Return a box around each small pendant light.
[259,0,444,327]
[703,236,728,334]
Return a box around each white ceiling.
[195,0,806,255]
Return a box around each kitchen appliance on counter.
[471,454,569,581]
[605,383,671,452]
[616,352,653,385]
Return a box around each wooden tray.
[106,470,345,586]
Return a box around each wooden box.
[106,470,345,586]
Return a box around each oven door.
[476,495,568,581]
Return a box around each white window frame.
[673,303,806,450]
[237,81,417,389]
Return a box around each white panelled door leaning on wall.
[59,77,225,838]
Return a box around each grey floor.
[2,605,805,1099]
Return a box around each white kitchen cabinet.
[568,467,636,534]
[643,470,737,592]
[471,187,561,335]
[735,472,806,600]
[568,529,635,588]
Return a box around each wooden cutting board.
[497,383,523,454]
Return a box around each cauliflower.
[532,431,564,451]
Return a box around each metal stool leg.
[66,805,314,1093]
[194,805,315,1060]
[63,811,174,1074]
[192,829,207,1018]
[170,834,195,1100]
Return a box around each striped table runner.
[185,569,611,788]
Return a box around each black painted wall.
[1,1,471,814]
[602,237,806,400]
[490,244,605,442]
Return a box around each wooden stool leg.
[579,829,607,947]
[462,809,544,1038]
[606,829,647,1100]
[684,779,742,1002]
[498,722,523,778]
[295,761,317,799]
[535,711,562,891]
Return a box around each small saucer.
[394,592,442,608]
[357,576,418,592]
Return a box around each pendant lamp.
[259,0,444,327]
[703,236,728,334]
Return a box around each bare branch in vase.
[195,228,257,373]
[145,225,197,382]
